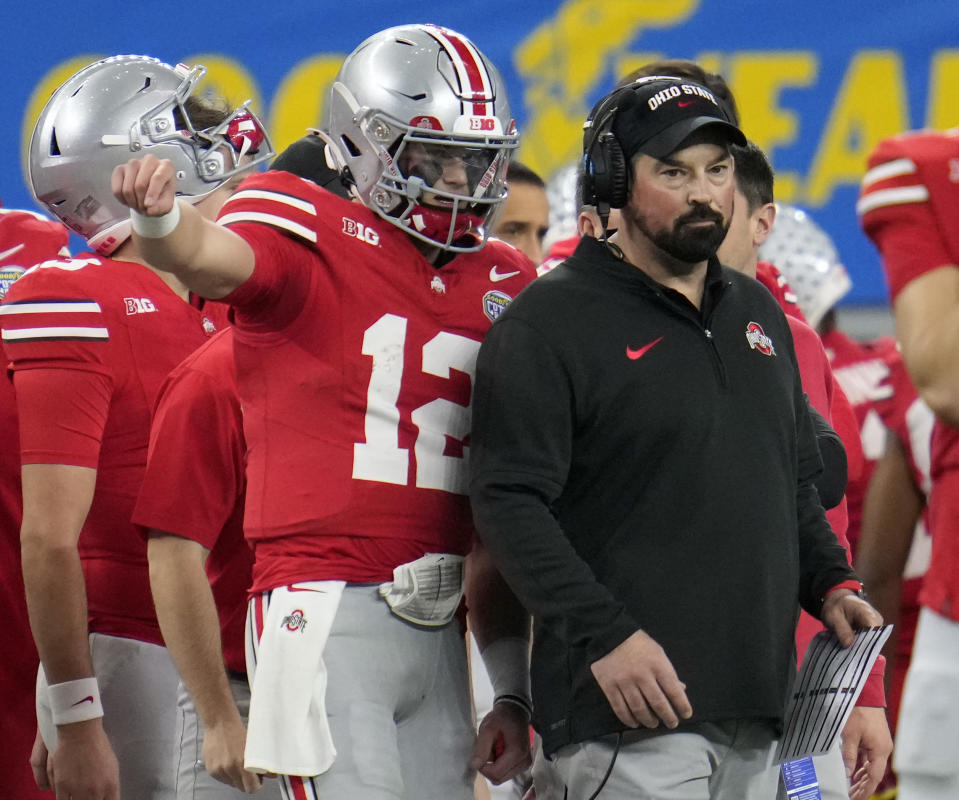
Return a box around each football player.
[0,205,70,800]
[492,161,550,265]
[112,25,536,800]
[858,128,959,800]
[1,56,270,800]
[761,206,934,772]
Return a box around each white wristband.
[48,677,104,725]
[130,202,181,238]
[480,636,531,712]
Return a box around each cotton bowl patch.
[0,266,25,301]
[483,290,512,321]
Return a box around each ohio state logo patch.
[281,609,308,633]
[745,321,776,356]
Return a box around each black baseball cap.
[610,76,746,160]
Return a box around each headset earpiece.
[582,88,633,212]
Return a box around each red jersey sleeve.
[1,258,116,466]
[858,131,959,301]
[218,172,321,332]
[133,330,243,549]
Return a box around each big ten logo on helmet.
[469,117,496,131]
[342,217,380,246]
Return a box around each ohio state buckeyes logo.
[745,322,776,356]
[281,609,308,633]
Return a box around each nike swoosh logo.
[287,585,327,594]
[490,265,521,282]
[626,337,663,360]
[678,100,695,108]
[71,696,94,707]
[0,243,25,262]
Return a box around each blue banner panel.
[3,0,955,304]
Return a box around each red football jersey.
[757,264,885,702]
[860,130,959,622]
[823,330,932,556]
[0,254,229,644]
[218,171,537,593]
[824,328,933,723]
[133,328,249,672]
[0,207,69,800]
[539,233,579,275]
[755,261,809,326]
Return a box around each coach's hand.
[590,629,693,729]
[820,590,883,648]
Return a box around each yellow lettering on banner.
[806,51,907,205]
[21,55,102,168]
[928,49,959,130]
[516,0,700,179]
[268,56,345,155]
[180,54,263,119]
[726,52,817,202]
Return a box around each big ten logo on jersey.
[124,297,157,315]
[353,313,481,495]
[342,217,380,247]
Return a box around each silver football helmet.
[28,55,273,254]
[322,24,518,252]
[757,204,852,328]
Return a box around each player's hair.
[622,59,741,127]
[507,160,545,189]
[731,141,775,213]
[178,95,233,131]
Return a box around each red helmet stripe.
[425,25,492,116]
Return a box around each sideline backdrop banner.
[2,0,955,305]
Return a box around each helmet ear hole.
[340,135,361,158]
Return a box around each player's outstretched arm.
[148,534,262,793]
[20,463,119,800]
[111,155,255,300]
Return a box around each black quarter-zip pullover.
[470,235,856,755]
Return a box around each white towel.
[244,581,345,776]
